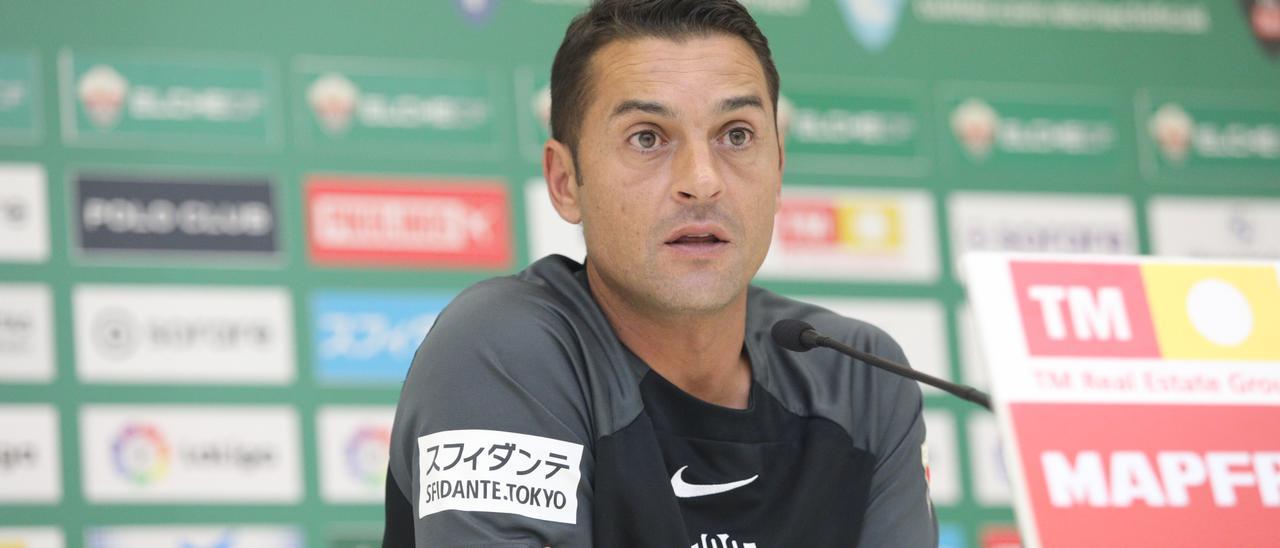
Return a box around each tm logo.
[838,0,907,52]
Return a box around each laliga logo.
[345,425,391,487]
[838,0,907,52]
[1149,103,1194,165]
[951,99,998,161]
[77,65,128,129]
[112,423,171,485]
[307,73,359,135]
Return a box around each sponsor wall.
[0,1,1277,546]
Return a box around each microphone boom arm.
[807,331,993,411]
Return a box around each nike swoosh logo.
[670,465,758,498]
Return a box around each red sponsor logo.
[1011,261,1159,358]
[306,176,511,269]
[1012,403,1280,547]
[776,199,838,248]
[980,526,1021,548]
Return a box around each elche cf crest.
[838,0,907,52]
[1243,0,1280,56]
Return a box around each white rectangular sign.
[965,253,1280,547]
[0,404,61,503]
[948,192,1137,279]
[758,186,938,282]
[1149,196,1280,260]
[0,284,55,383]
[0,163,49,262]
[80,405,302,503]
[73,284,295,384]
[0,527,64,548]
[799,297,951,394]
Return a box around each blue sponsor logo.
[837,0,907,52]
[311,291,453,384]
[938,523,967,548]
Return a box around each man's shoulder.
[440,254,588,332]
[747,286,923,471]
[404,254,594,403]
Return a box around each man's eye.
[726,128,752,147]
[629,130,661,150]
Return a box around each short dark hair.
[549,0,781,155]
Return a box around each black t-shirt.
[384,255,937,547]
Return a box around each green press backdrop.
[1,0,1278,546]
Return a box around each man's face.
[557,34,783,315]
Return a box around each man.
[383,1,936,546]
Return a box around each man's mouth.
[668,233,726,245]
[664,224,731,253]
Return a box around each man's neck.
[586,263,752,410]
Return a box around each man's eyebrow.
[719,95,764,113]
[610,100,674,120]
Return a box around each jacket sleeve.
[855,333,939,548]
[384,279,595,548]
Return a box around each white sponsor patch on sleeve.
[417,429,583,524]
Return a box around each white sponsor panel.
[73,285,295,384]
[317,405,395,503]
[0,405,61,503]
[923,410,962,506]
[84,525,303,548]
[759,186,939,282]
[969,412,1013,506]
[957,303,991,392]
[0,163,49,262]
[964,254,1280,545]
[1149,196,1280,260]
[523,178,585,264]
[0,527,64,548]
[0,284,55,383]
[948,192,1137,279]
[80,405,302,503]
[802,297,951,394]
[418,429,584,524]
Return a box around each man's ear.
[543,139,582,224]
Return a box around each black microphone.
[771,319,992,411]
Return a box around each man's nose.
[672,140,724,202]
